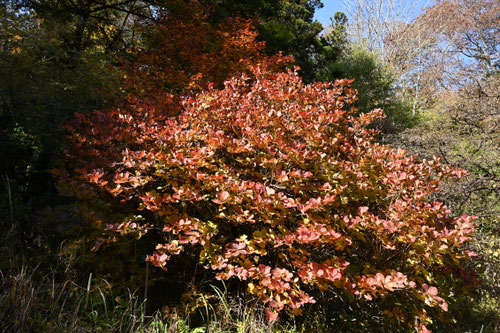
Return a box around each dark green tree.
[316,11,348,69]
[318,12,414,132]
[11,0,152,52]
[0,3,122,257]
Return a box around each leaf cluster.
[62,64,477,331]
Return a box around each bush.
[61,64,478,331]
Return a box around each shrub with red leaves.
[60,65,476,331]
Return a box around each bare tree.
[341,0,437,114]
[432,1,498,68]
[341,0,431,62]
[393,0,499,112]
[385,8,448,113]
[343,0,499,113]
[415,0,500,84]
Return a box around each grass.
[0,260,290,333]
[0,262,147,332]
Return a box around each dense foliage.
[121,1,290,106]
[318,43,414,131]
[61,63,477,331]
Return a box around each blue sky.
[313,0,344,26]
[314,0,432,27]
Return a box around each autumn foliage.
[51,2,478,331]
[120,0,290,113]
[59,58,478,330]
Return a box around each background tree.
[206,0,332,82]
[0,3,121,255]
[12,0,153,52]
[318,11,414,132]
[121,1,289,107]
[409,0,499,86]
[341,0,428,62]
[392,73,500,333]
[386,0,500,112]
